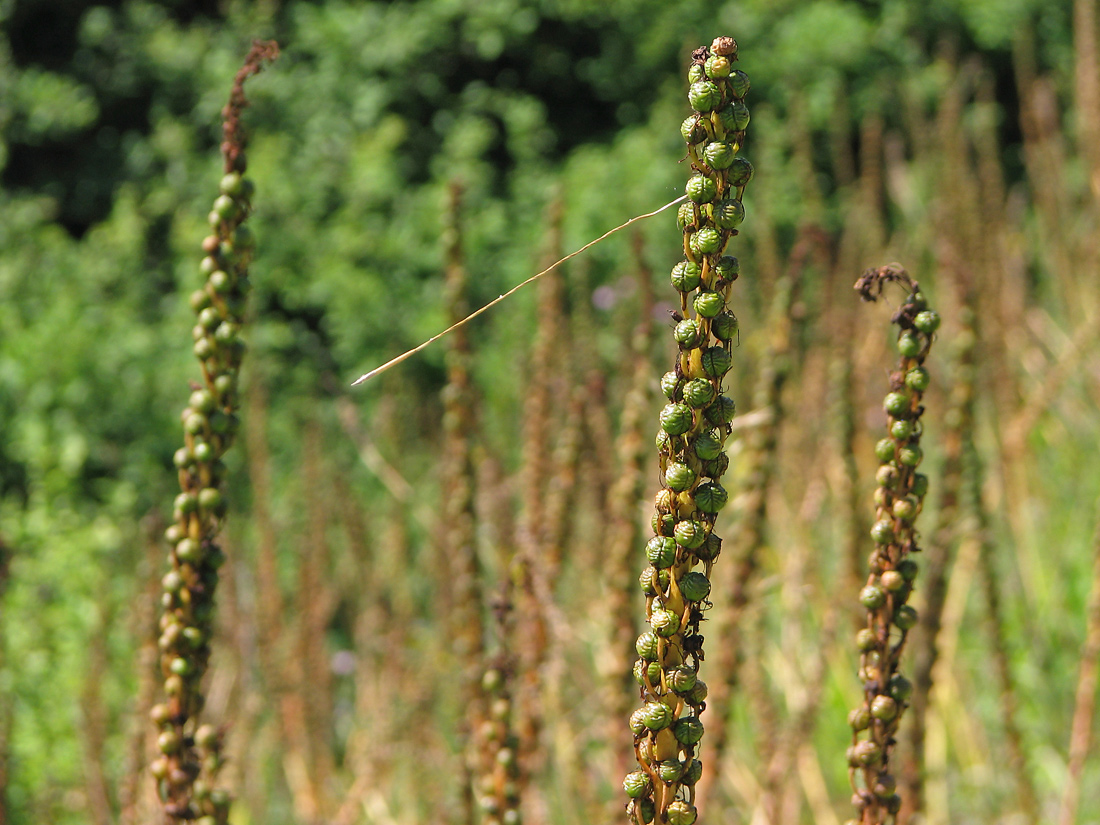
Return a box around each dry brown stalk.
[1074,0,1100,203]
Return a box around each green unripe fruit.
[693,481,728,513]
[193,338,215,360]
[871,695,898,721]
[640,701,673,730]
[714,255,739,281]
[212,194,240,222]
[677,202,697,231]
[657,759,684,782]
[712,198,745,229]
[718,100,750,131]
[634,658,662,685]
[898,445,922,467]
[690,227,722,257]
[697,533,722,561]
[884,392,910,417]
[703,141,737,169]
[671,261,702,292]
[629,708,648,735]
[704,54,731,78]
[876,464,899,488]
[701,346,732,378]
[711,311,738,341]
[198,487,224,514]
[209,269,232,293]
[190,289,212,313]
[889,674,914,701]
[881,570,905,591]
[656,429,671,452]
[892,497,917,522]
[728,69,750,97]
[214,321,239,345]
[674,715,705,745]
[681,115,707,144]
[182,626,204,649]
[856,628,877,652]
[661,371,681,400]
[169,657,192,676]
[173,447,193,469]
[636,631,660,660]
[674,319,703,349]
[703,452,729,478]
[660,403,694,435]
[870,520,894,544]
[687,174,718,204]
[693,291,725,318]
[176,538,204,564]
[174,492,198,514]
[860,584,886,610]
[890,419,914,440]
[665,462,696,492]
[894,605,919,631]
[727,157,754,188]
[849,706,871,731]
[193,441,214,463]
[688,81,722,112]
[905,367,930,392]
[688,64,706,84]
[682,378,715,409]
[912,473,929,498]
[198,306,221,330]
[914,310,941,334]
[897,559,919,581]
[653,512,675,537]
[680,571,711,601]
[685,679,709,705]
[668,665,698,693]
[674,519,707,549]
[854,739,882,766]
[693,431,723,461]
[158,730,182,755]
[637,798,655,823]
[639,568,659,596]
[898,331,922,358]
[162,571,183,592]
[189,389,216,414]
[165,524,183,545]
[874,438,895,462]
[682,759,703,785]
[651,608,681,638]
[623,770,650,798]
[647,536,678,568]
[667,801,698,825]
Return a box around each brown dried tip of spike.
[711,36,737,57]
[854,262,916,303]
[222,39,280,173]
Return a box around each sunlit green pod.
[682,378,716,409]
[712,199,745,229]
[692,481,728,513]
[660,403,694,436]
[688,80,722,112]
[690,228,722,257]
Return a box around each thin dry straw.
[350,195,688,386]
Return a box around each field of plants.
[1,1,1099,824]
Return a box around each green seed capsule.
[693,431,723,461]
[854,739,882,765]
[876,464,899,488]
[870,520,894,544]
[860,585,886,610]
[905,367,930,392]
[624,770,650,798]
[714,255,739,281]
[667,801,698,825]
[728,69,750,97]
[639,567,659,595]
[914,310,941,334]
[173,447,193,469]
[671,261,703,292]
[897,331,922,358]
[665,462,696,492]
[636,631,660,660]
[890,419,914,440]
[629,708,648,735]
[690,227,722,257]
[892,497,917,521]
[177,538,204,564]
[681,115,707,144]
[198,487,224,514]
[856,628,877,652]
[158,730,182,754]
[911,473,929,498]
[674,319,703,349]
[656,429,671,452]
[682,759,703,785]
[697,533,721,561]
[718,101,750,132]
[651,608,681,638]
[874,438,896,462]
[653,512,675,537]
[209,269,232,293]
[647,536,678,568]
[848,706,872,731]
[174,492,198,514]
[677,202,697,231]
[711,311,738,341]
[636,798,655,824]
[687,174,718,204]
[640,701,673,730]
[704,54,731,79]
[712,199,745,230]
[679,571,711,601]
[674,519,707,549]
[693,481,728,513]
[688,81,722,112]
[685,678,709,705]
[889,674,914,701]
[701,346,732,377]
[213,194,240,221]
[674,716,705,745]
[682,377,716,408]
[703,141,737,169]
[705,395,736,425]
[658,759,685,782]
[894,605,918,630]
[661,371,681,400]
[884,392,910,417]
[668,665,698,693]
[693,291,725,318]
[897,559,919,580]
[871,695,898,721]
[688,64,706,84]
[898,445,922,467]
[881,570,905,591]
[660,403,694,436]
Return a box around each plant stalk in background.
[149,41,277,825]
[625,36,753,825]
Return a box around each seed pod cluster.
[477,664,522,825]
[626,36,752,825]
[846,266,938,824]
[150,127,261,823]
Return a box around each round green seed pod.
[219,172,244,197]
[174,491,198,514]
[685,679,709,705]
[894,604,919,631]
[668,665,698,693]
[693,291,725,318]
[176,538,204,564]
[640,701,673,730]
[674,319,703,349]
[914,310,941,334]
[653,512,675,536]
[688,81,722,112]
[727,157,754,188]
[667,801,698,825]
[870,520,894,544]
[657,759,684,782]
[679,571,711,601]
[198,306,221,330]
[714,255,739,281]
[629,708,648,735]
[213,194,240,222]
[681,115,707,144]
[656,429,671,452]
[703,141,737,169]
[677,202,697,231]
[703,452,730,478]
[876,464,899,488]
[889,674,914,701]
[209,269,232,294]
[701,346,732,378]
[693,431,723,461]
[674,519,707,549]
[884,392,910,417]
[690,227,722,257]
[182,626,205,648]
[712,198,745,229]
[911,473,929,498]
[686,174,718,204]
[871,695,898,721]
[905,367,930,392]
[636,798,655,824]
[849,706,871,731]
[717,101,750,132]
[711,311,738,341]
[881,570,905,591]
[623,770,650,799]
[874,438,895,462]
[157,730,182,755]
[854,739,882,766]
[688,64,706,84]
[651,608,681,638]
[682,759,703,785]
[693,481,729,513]
[697,533,722,561]
[860,584,886,610]
[647,536,679,568]
[672,260,703,292]
[728,69,750,98]
[897,331,922,358]
[193,338,215,360]
[855,628,877,652]
[674,715,705,745]
[636,631,660,660]
[892,497,917,522]
[897,559,919,581]
[704,54,731,79]
[639,567,659,595]
[890,419,914,440]
[172,447,193,469]
[198,487,224,514]
[682,378,716,409]
[661,371,682,400]
[162,571,183,592]
[634,658,660,685]
[898,445,922,467]
[190,289,212,314]
[193,440,214,463]
[660,403,694,436]
[665,462,696,492]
